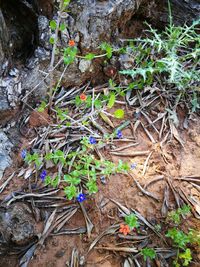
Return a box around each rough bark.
[0,0,199,116]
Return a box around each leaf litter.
[0,80,200,267]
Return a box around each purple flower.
[89,136,97,145]
[131,163,137,169]
[40,170,47,181]
[100,176,106,185]
[116,130,123,139]
[76,193,86,202]
[21,149,27,159]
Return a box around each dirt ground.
[0,109,200,267]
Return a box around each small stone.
[38,15,49,31]
[0,203,36,246]
[55,250,65,258]
[9,68,19,77]
[79,59,92,73]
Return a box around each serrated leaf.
[107,93,115,109]
[125,213,139,229]
[100,42,113,59]
[114,109,125,119]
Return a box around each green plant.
[25,152,42,168]
[166,228,190,249]
[167,205,191,224]
[166,228,200,266]
[125,213,139,229]
[25,137,130,201]
[179,249,192,267]
[141,247,156,261]
[120,17,200,112]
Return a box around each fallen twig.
[129,173,160,202]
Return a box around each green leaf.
[37,101,47,112]
[166,228,190,249]
[63,47,78,65]
[75,95,82,106]
[59,23,66,31]
[50,20,57,30]
[44,176,51,186]
[52,150,65,164]
[125,214,139,229]
[114,109,125,119]
[63,0,71,8]
[49,36,55,44]
[64,175,81,185]
[179,249,192,266]
[64,185,77,200]
[86,180,98,194]
[94,99,102,109]
[51,175,60,188]
[85,53,95,60]
[107,93,116,109]
[141,248,156,261]
[100,42,113,58]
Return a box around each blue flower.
[21,149,27,159]
[100,176,106,185]
[40,170,47,181]
[89,136,97,145]
[131,163,137,169]
[116,130,123,139]
[76,193,86,202]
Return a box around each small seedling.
[167,205,191,224]
[141,247,156,261]
[125,213,139,229]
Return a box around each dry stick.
[141,122,156,143]
[142,151,153,176]
[91,120,108,135]
[144,175,165,189]
[0,173,15,192]
[141,111,159,134]
[51,64,68,103]
[190,182,200,192]
[80,202,94,239]
[6,189,60,206]
[161,184,170,217]
[38,209,57,246]
[128,173,160,202]
[110,150,150,156]
[95,246,138,253]
[166,177,181,208]
[110,143,139,152]
[175,177,200,183]
[159,113,167,140]
[178,187,200,219]
[152,112,167,125]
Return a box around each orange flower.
[68,39,75,47]
[119,224,130,236]
[80,93,87,101]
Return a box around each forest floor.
[1,98,200,267]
